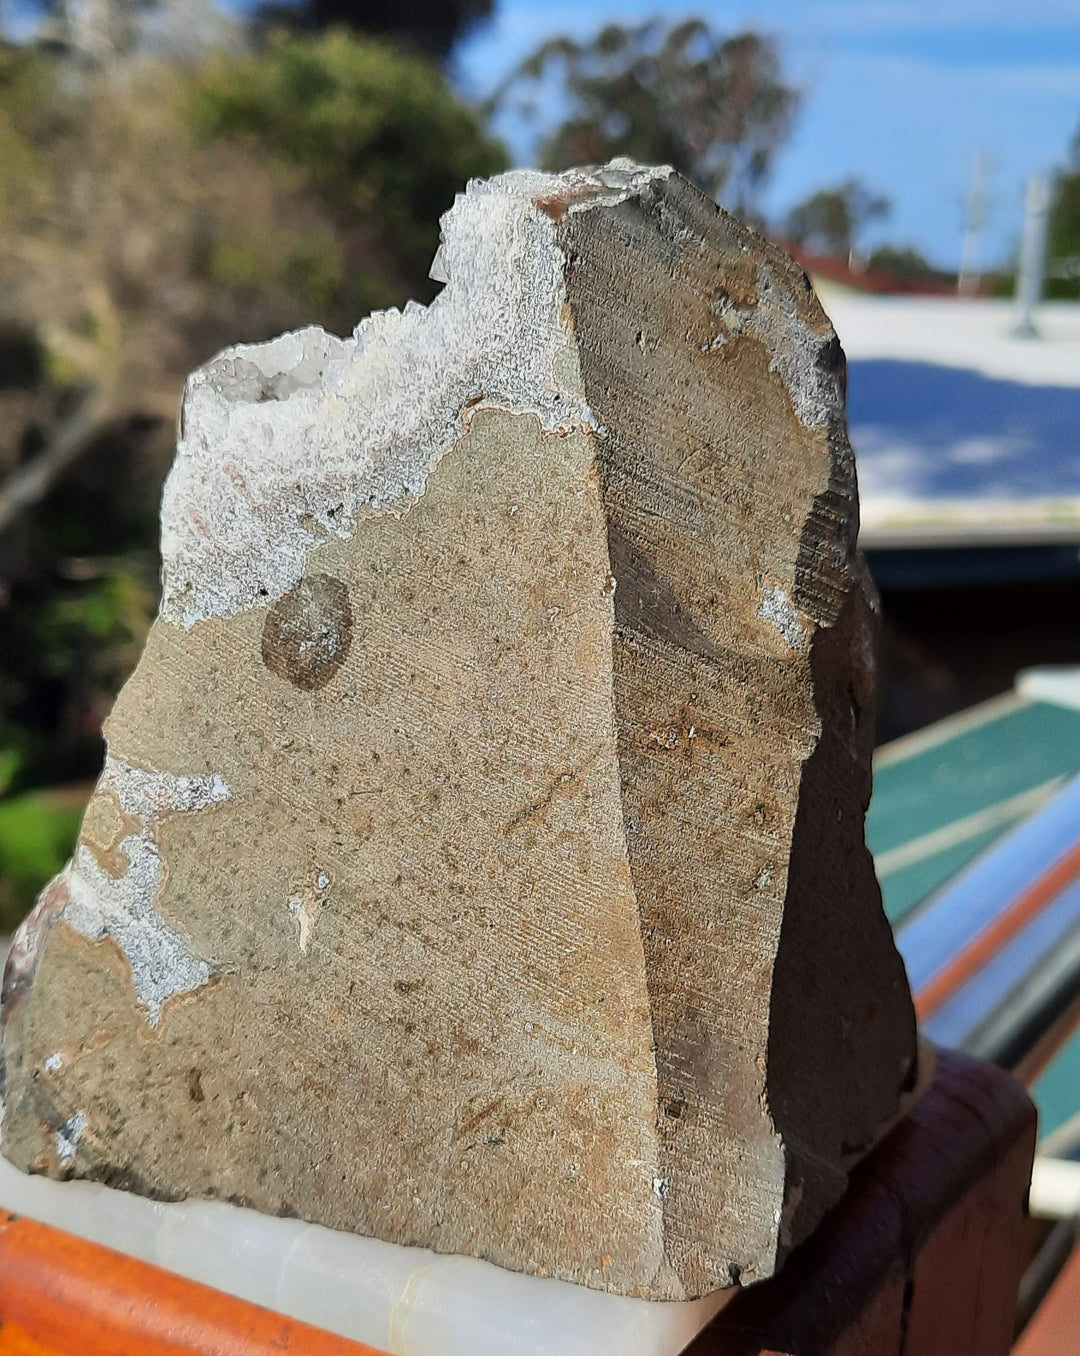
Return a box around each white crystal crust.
[161,163,673,628]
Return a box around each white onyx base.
[0,1136,730,1355]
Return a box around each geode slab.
[2,162,918,1301]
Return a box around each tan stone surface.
[1,163,917,1300]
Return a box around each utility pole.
[1015,175,1052,338]
[958,151,990,296]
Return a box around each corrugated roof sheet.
[869,671,1080,1143]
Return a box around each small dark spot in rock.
[188,1068,205,1103]
[261,574,353,691]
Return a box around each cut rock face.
[1,162,918,1301]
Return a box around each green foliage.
[193,31,507,294]
[0,749,21,799]
[1,543,160,792]
[489,20,796,214]
[253,0,494,63]
[784,178,890,258]
[0,786,85,932]
[208,222,344,312]
[866,245,940,280]
[35,572,152,678]
[1048,128,1080,301]
[0,47,49,222]
[0,49,359,381]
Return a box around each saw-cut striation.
[1,161,918,1301]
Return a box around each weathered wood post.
[3,162,922,1303]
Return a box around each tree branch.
[0,386,109,538]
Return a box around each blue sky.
[454,1,1080,270]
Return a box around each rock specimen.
[1,162,918,1301]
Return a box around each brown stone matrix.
[1,163,917,1301]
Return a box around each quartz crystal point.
[2,162,918,1301]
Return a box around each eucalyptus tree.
[489,20,798,217]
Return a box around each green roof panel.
[870,684,1080,1149]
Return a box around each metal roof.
[869,669,1080,1147]
[819,293,1080,549]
